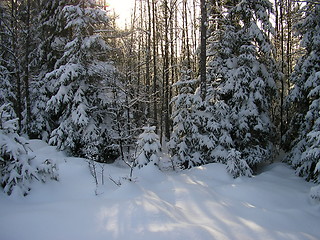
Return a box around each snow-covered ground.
[0,140,319,240]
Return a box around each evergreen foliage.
[0,104,58,196]
[226,149,252,178]
[168,69,206,169]
[29,0,68,140]
[0,66,14,110]
[285,3,320,185]
[0,0,318,196]
[135,126,161,168]
[204,84,233,164]
[44,0,116,161]
[207,0,277,174]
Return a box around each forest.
[0,0,320,239]
[0,0,319,199]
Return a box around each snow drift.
[0,140,319,240]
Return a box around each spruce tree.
[285,3,320,186]
[0,0,24,131]
[45,0,116,160]
[168,69,206,169]
[0,104,36,196]
[29,0,68,140]
[0,104,58,196]
[207,0,277,172]
[135,126,161,168]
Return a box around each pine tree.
[207,0,277,172]
[285,3,320,186]
[45,0,116,160]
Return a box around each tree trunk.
[152,0,158,130]
[200,0,207,101]
[146,0,152,120]
[11,0,22,132]
[24,0,31,136]
[163,0,170,140]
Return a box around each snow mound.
[189,163,233,183]
[135,163,166,183]
[310,185,320,202]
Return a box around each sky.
[107,0,135,28]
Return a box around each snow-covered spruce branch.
[0,104,59,196]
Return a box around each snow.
[0,140,320,240]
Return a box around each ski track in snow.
[0,140,319,240]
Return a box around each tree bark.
[24,0,31,136]
[163,0,170,140]
[11,0,22,132]
[146,0,152,120]
[200,0,207,101]
[152,0,158,130]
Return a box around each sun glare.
[106,0,134,28]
